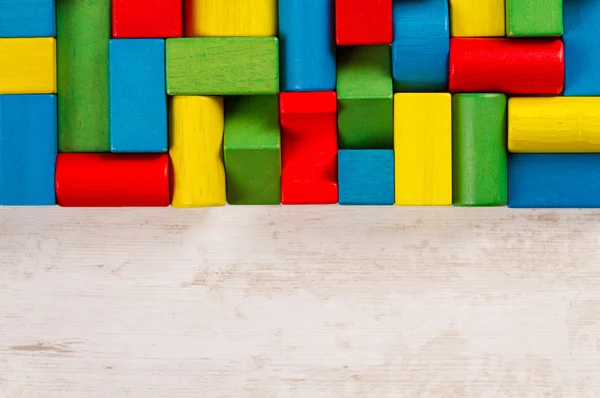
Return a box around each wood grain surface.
[2,207,600,396]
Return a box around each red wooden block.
[336,0,393,46]
[280,92,338,205]
[55,154,170,207]
[112,0,182,38]
[449,38,564,95]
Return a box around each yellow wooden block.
[169,96,226,207]
[449,0,505,37]
[509,97,600,153]
[184,0,277,37]
[394,93,452,206]
[0,38,56,94]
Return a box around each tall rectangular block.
[336,0,392,45]
[506,0,562,37]
[0,0,56,37]
[0,38,56,94]
[109,39,167,153]
[449,0,504,37]
[112,0,182,38]
[338,150,394,206]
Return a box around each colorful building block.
[394,94,451,206]
[169,96,226,208]
[0,95,56,206]
[508,98,600,153]
[280,92,338,205]
[337,46,393,150]
[224,96,281,205]
[279,0,336,92]
[450,39,564,95]
[166,38,279,95]
[0,38,56,94]
[57,0,110,152]
[0,0,55,38]
[109,39,167,153]
[338,150,394,205]
[506,0,562,37]
[55,153,170,207]
[112,0,182,38]
[184,0,276,37]
[449,0,504,37]
[336,0,392,46]
[508,154,600,208]
[453,94,507,207]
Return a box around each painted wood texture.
[224,96,281,205]
[449,0,504,37]
[0,0,55,37]
[508,98,600,153]
[506,0,562,37]
[338,149,394,205]
[109,39,167,153]
[337,46,393,150]
[453,94,507,207]
[449,38,564,95]
[169,96,226,208]
[166,38,279,95]
[112,0,182,38]
[394,93,451,206]
[57,0,110,152]
[184,0,276,37]
[0,38,56,94]
[55,154,170,207]
[336,0,392,46]
[0,94,56,206]
[280,92,338,205]
[278,0,336,92]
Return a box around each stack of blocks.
[1,0,600,208]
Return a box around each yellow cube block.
[0,38,56,94]
[450,0,505,37]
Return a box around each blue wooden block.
[564,0,600,95]
[278,0,336,92]
[508,154,600,208]
[109,39,167,153]
[338,150,394,205]
[0,0,55,37]
[0,94,56,206]
[392,0,449,92]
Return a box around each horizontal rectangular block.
[506,0,562,37]
[338,150,394,205]
[0,38,56,94]
[336,0,392,45]
[449,0,504,37]
[0,0,55,37]
[112,0,182,38]
[166,38,279,95]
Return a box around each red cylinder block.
[55,154,170,207]
[449,38,564,95]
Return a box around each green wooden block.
[57,0,110,152]
[166,38,279,95]
[337,46,393,149]
[506,0,563,37]
[452,94,507,207]
[224,96,281,205]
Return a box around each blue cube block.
[0,0,56,37]
[338,150,394,205]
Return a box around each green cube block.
[506,0,563,37]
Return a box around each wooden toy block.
[184,0,276,37]
[109,39,167,153]
[0,0,55,37]
[336,0,392,46]
[449,39,564,95]
[392,0,449,92]
[449,0,504,37]
[506,0,562,37]
[55,153,170,207]
[337,46,393,150]
[564,1,600,95]
[338,150,394,206]
[280,92,338,205]
[169,96,226,207]
[394,94,451,206]
[453,94,507,207]
[0,38,56,94]
[508,98,600,153]
[0,95,56,206]
[166,38,279,95]
[57,0,110,152]
[508,154,600,208]
[224,96,281,205]
[112,0,182,38]
[279,0,336,92]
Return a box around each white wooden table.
[1,207,600,396]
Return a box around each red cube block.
[336,0,393,46]
[112,0,182,38]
